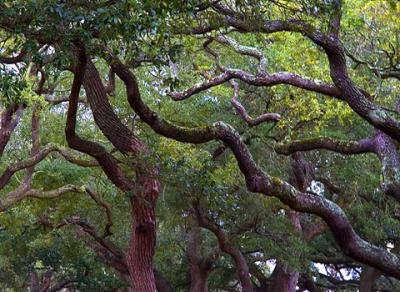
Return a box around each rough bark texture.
[77,56,160,290]
[126,176,159,292]
[109,55,400,279]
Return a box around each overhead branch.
[215,35,267,73]
[108,54,400,279]
[275,131,400,202]
[65,48,134,192]
[0,184,83,212]
[230,80,280,126]
[209,3,400,142]
[275,137,375,155]
[0,144,98,192]
[0,49,27,64]
[168,70,341,101]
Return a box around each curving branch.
[0,49,27,64]
[85,186,113,237]
[214,35,267,73]
[65,48,134,192]
[108,54,400,279]
[0,184,83,212]
[275,137,375,155]
[275,131,400,202]
[168,69,341,101]
[230,80,280,126]
[205,2,400,142]
[55,146,98,167]
[0,144,98,192]
[193,204,253,292]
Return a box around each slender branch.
[215,35,267,73]
[169,70,341,101]
[193,204,253,291]
[0,144,98,192]
[230,80,280,126]
[0,185,83,211]
[85,187,113,237]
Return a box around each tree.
[0,0,400,291]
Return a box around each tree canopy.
[0,0,399,291]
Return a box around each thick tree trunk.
[127,176,159,291]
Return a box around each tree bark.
[84,61,160,290]
[110,52,400,279]
[187,226,214,292]
[126,176,159,291]
[0,103,23,157]
[193,206,253,292]
[267,264,299,292]
[359,266,381,292]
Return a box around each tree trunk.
[190,271,209,292]
[127,175,160,291]
[267,264,299,292]
[359,266,381,292]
